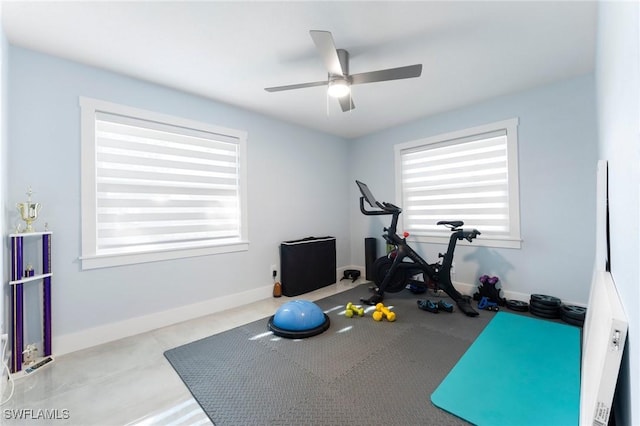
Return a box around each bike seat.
[437,220,464,228]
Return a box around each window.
[80,97,248,269]
[395,118,521,249]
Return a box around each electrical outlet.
[270,264,278,278]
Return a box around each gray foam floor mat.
[164,284,493,425]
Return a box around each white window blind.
[396,118,521,249]
[80,98,248,269]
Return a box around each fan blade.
[265,81,327,92]
[338,95,355,112]
[351,64,422,85]
[309,30,344,76]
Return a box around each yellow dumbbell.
[345,302,364,317]
[373,302,396,322]
[346,302,363,316]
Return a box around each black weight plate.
[506,300,529,312]
[561,305,586,320]
[529,306,561,319]
[529,298,561,308]
[529,300,561,313]
[529,302,560,312]
[561,315,585,327]
[530,294,562,307]
[529,309,560,319]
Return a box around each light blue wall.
[349,74,598,304]
[0,8,7,336]
[6,46,350,338]
[595,2,639,424]
[4,45,600,352]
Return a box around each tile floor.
[1,280,363,425]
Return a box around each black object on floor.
[364,237,377,281]
[280,236,336,296]
[340,269,361,283]
[506,299,529,312]
[473,275,507,306]
[457,296,480,317]
[529,294,562,319]
[561,305,586,327]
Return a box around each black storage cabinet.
[280,236,336,297]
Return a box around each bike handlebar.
[359,197,401,216]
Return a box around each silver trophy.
[17,187,41,233]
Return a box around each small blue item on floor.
[431,312,580,426]
[437,300,454,313]
[478,296,499,311]
[407,280,427,294]
[417,299,439,313]
[268,300,330,338]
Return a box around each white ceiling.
[2,1,597,139]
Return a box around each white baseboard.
[453,281,585,307]
[54,284,273,356]
[454,280,528,301]
[53,267,578,356]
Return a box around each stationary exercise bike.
[356,180,480,317]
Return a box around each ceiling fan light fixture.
[327,78,350,98]
[264,31,421,113]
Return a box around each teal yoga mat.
[431,312,580,426]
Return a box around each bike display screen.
[356,180,378,207]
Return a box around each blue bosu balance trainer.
[268,300,330,338]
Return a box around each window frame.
[79,97,249,270]
[394,118,521,249]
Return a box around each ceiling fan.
[264,30,423,112]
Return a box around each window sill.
[80,241,249,270]
[409,235,522,250]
